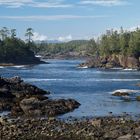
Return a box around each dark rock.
[136,96,140,101]
[0,77,49,100]
[79,55,140,69]
[19,98,80,117]
[0,76,80,117]
[112,92,130,96]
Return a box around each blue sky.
[0,0,139,41]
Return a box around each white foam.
[24,78,140,83]
[35,55,42,58]
[111,89,140,94]
[12,65,26,68]
[0,66,4,68]
[123,68,137,71]
[111,67,123,70]
[78,66,88,69]
[24,78,64,82]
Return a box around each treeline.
[36,27,140,59]
[1,26,140,62]
[95,27,140,58]
[36,40,90,57]
[0,27,41,64]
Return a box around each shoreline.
[1,114,140,139]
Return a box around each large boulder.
[20,98,80,117]
[0,76,80,117]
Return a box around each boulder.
[0,77,80,117]
[112,92,129,97]
[136,96,140,101]
[20,98,80,117]
[117,134,132,140]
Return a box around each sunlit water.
[1,59,140,118]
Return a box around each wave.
[24,78,64,82]
[111,89,140,95]
[24,78,140,82]
[123,68,137,71]
[35,55,42,58]
[12,65,26,68]
[0,66,4,68]
[78,66,88,69]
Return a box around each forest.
[0,27,41,65]
[0,26,140,64]
[36,27,140,59]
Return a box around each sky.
[0,0,140,41]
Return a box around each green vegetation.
[97,28,140,58]
[40,40,88,54]
[36,40,93,58]
[35,27,140,59]
[0,26,140,63]
[0,27,42,65]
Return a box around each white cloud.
[128,25,140,32]
[0,15,109,21]
[32,32,72,42]
[32,32,48,41]
[58,34,72,42]
[0,0,72,8]
[80,0,130,6]
[0,0,33,8]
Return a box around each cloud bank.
[0,0,130,8]
[0,15,109,21]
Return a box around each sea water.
[1,59,140,118]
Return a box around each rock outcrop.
[79,55,140,69]
[0,76,80,117]
[20,98,80,117]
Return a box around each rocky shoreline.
[0,76,80,117]
[1,77,140,139]
[1,115,140,140]
[0,60,46,67]
[79,55,140,70]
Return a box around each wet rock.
[20,98,80,117]
[112,92,129,96]
[136,83,140,87]
[91,119,101,127]
[79,55,140,69]
[0,76,80,117]
[136,96,140,101]
[0,117,8,125]
[117,134,132,140]
[135,127,140,136]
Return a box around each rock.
[0,77,80,117]
[0,88,15,98]
[91,119,101,127]
[20,98,80,117]
[104,130,119,139]
[117,134,132,140]
[112,92,129,96]
[5,76,23,84]
[136,83,140,87]
[0,77,49,100]
[20,97,42,116]
[79,55,140,69]
[136,96,140,101]
[135,127,140,136]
